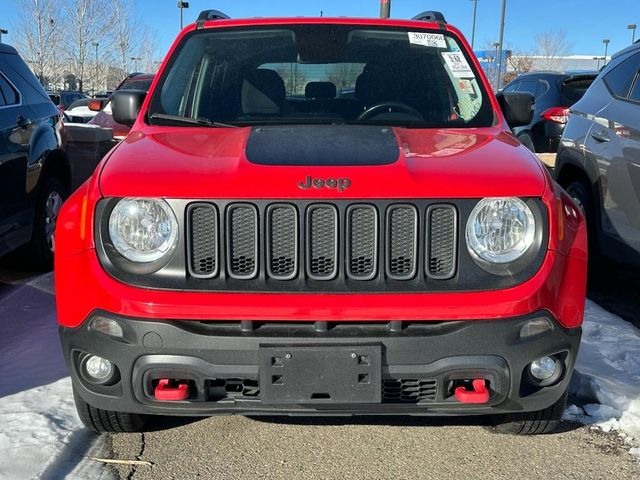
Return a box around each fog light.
[529,356,557,381]
[91,316,124,338]
[84,355,114,382]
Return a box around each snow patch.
[570,300,640,453]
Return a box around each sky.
[2,0,639,59]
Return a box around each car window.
[0,73,20,106]
[502,82,519,93]
[604,52,640,99]
[517,80,538,97]
[119,78,153,91]
[630,75,640,102]
[67,98,90,109]
[150,25,494,128]
[536,80,550,98]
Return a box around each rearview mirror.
[496,92,534,128]
[111,90,147,126]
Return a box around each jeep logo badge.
[298,176,351,192]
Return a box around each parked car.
[57,10,587,435]
[555,42,640,268]
[48,90,88,111]
[502,72,596,153]
[0,44,71,268]
[64,97,107,123]
[88,73,154,140]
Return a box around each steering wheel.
[357,101,424,121]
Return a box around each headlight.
[466,197,535,264]
[108,198,178,263]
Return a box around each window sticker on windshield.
[459,79,475,95]
[442,52,475,78]
[408,32,447,48]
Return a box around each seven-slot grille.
[187,202,458,282]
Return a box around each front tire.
[26,176,67,270]
[74,388,147,433]
[565,179,601,268]
[491,389,567,435]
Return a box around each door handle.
[590,129,610,143]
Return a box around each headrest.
[305,82,337,99]
[242,69,286,115]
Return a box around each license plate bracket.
[260,345,382,404]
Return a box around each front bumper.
[62,311,580,417]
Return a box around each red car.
[56,10,587,434]
[88,73,154,140]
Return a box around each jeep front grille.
[187,201,458,286]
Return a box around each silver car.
[555,42,640,267]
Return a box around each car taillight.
[541,107,570,124]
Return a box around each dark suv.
[0,44,71,267]
[555,42,640,267]
[502,72,596,153]
[48,90,88,111]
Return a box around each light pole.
[0,28,7,43]
[493,42,501,91]
[496,0,507,91]
[380,0,391,19]
[470,0,479,49]
[93,42,99,95]
[628,24,637,44]
[177,1,189,30]
[602,39,610,67]
[130,57,142,72]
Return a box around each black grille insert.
[306,205,338,280]
[347,205,378,280]
[187,204,218,278]
[226,204,258,279]
[267,204,298,280]
[386,205,418,279]
[426,205,457,280]
[382,378,437,403]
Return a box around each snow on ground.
[0,274,639,478]
[0,275,113,480]
[565,300,640,450]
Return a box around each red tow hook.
[454,379,490,404]
[154,379,190,401]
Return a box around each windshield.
[148,24,494,128]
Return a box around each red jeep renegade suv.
[55,10,587,435]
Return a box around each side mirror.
[87,99,106,112]
[111,90,147,126]
[496,92,535,128]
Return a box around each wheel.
[518,133,535,153]
[491,389,567,435]
[74,388,147,433]
[26,176,67,269]
[565,178,601,268]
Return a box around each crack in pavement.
[125,432,147,480]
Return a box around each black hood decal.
[245,125,400,166]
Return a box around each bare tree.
[328,63,363,89]
[275,64,307,96]
[534,30,572,71]
[63,0,111,92]
[13,0,60,87]
[504,52,534,83]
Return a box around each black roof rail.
[196,9,231,29]
[412,11,447,24]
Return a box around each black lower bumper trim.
[60,311,581,417]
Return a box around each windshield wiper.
[148,113,238,128]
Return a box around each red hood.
[99,125,547,199]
